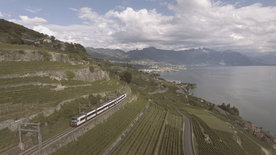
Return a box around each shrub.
[88,95,98,105]
[18,50,25,54]
[65,71,75,80]
[218,103,239,116]
[120,71,132,83]
[89,65,94,73]
[38,51,51,61]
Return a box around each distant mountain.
[246,52,276,65]
[87,47,266,66]
[86,47,127,61]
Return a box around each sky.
[1,0,276,52]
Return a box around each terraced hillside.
[0,41,126,153]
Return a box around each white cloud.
[0,11,3,17]
[230,33,244,40]
[69,8,78,12]
[25,8,42,13]
[10,15,47,26]
[78,7,100,22]
[33,25,55,36]
[13,1,276,52]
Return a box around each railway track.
[17,95,129,155]
[20,127,75,155]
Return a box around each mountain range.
[87,47,276,66]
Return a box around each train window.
[87,112,96,117]
[80,117,86,121]
[72,119,78,122]
[98,105,107,111]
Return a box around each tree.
[220,103,226,109]
[50,36,55,41]
[65,71,75,79]
[227,103,231,109]
[208,104,215,111]
[120,71,132,83]
[218,103,239,116]
[88,95,98,105]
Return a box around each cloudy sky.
[1,0,276,52]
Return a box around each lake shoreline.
[160,66,276,135]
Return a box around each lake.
[161,66,276,134]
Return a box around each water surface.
[161,66,276,134]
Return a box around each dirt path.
[148,87,168,95]
[0,82,92,90]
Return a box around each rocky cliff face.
[0,49,86,64]
[0,49,110,82]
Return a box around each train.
[71,93,127,127]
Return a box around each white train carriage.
[71,93,126,127]
[71,114,86,126]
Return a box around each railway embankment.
[28,88,134,155]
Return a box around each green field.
[238,132,265,155]
[0,61,86,75]
[182,106,233,133]
[158,112,183,155]
[0,76,90,86]
[113,104,167,155]
[0,79,120,121]
[191,115,245,155]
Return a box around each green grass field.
[0,128,18,152]
[158,112,183,155]
[0,79,120,121]
[191,115,245,155]
[238,132,265,155]
[0,61,87,75]
[0,76,91,86]
[114,104,167,155]
[182,106,233,133]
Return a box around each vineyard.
[54,97,147,155]
[181,106,232,133]
[238,132,265,155]
[158,112,183,155]
[191,115,247,155]
[113,104,167,155]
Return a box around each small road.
[182,113,195,155]
[171,104,195,155]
